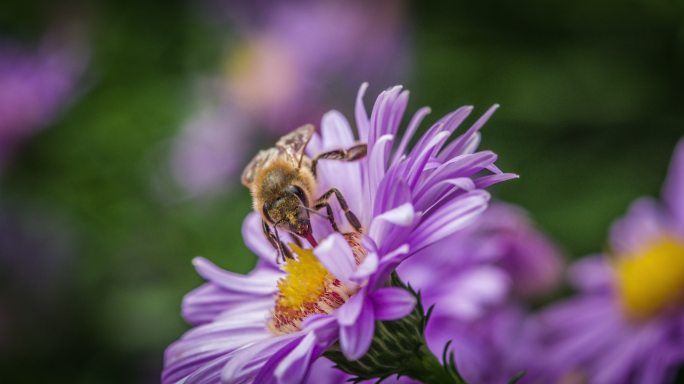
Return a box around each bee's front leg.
[262,219,293,262]
[314,188,363,233]
[311,143,367,178]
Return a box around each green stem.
[401,344,465,384]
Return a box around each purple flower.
[162,84,515,383]
[523,139,684,383]
[0,34,86,170]
[171,0,409,194]
[397,202,564,383]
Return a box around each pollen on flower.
[615,236,684,319]
[268,234,365,335]
[276,244,333,309]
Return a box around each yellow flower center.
[268,234,365,335]
[276,244,335,310]
[615,236,684,319]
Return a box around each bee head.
[264,185,315,244]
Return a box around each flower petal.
[340,297,375,360]
[336,287,365,326]
[663,138,684,229]
[371,287,416,321]
[193,257,280,295]
[274,332,327,384]
[411,191,490,252]
[314,233,356,285]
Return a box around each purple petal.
[336,288,365,326]
[193,257,280,295]
[339,297,375,360]
[314,233,356,285]
[411,191,490,252]
[391,106,431,165]
[242,213,285,267]
[609,198,670,254]
[355,83,370,141]
[568,255,614,293]
[371,287,416,320]
[275,332,327,384]
[351,251,378,283]
[663,138,684,229]
[221,334,301,383]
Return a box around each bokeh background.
[1,0,683,382]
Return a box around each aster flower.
[523,139,684,383]
[0,33,87,170]
[171,0,409,194]
[397,202,564,383]
[163,84,516,383]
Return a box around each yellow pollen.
[615,236,684,319]
[276,244,334,310]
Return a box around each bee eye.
[287,185,308,206]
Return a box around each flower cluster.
[163,84,516,383]
[164,82,684,383]
[521,140,684,383]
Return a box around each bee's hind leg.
[262,220,293,262]
[314,188,362,233]
[311,143,367,178]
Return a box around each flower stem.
[401,343,465,384]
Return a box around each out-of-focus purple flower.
[0,33,87,170]
[396,202,564,383]
[170,104,252,195]
[171,0,409,195]
[522,139,684,384]
[162,84,515,383]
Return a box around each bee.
[241,124,367,261]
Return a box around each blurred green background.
[0,0,682,382]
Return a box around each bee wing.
[276,124,315,165]
[241,147,280,188]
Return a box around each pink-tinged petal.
[314,233,356,285]
[337,288,365,326]
[182,284,273,325]
[275,332,326,384]
[351,251,378,283]
[371,287,416,321]
[411,191,490,252]
[663,138,684,229]
[340,297,375,360]
[193,257,280,295]
[355,83,370,141]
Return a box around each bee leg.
[313,201,341,233]
[314,187,363,233]
[262,220,293,262]
[311,143,368,178]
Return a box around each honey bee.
[241,124,367,261]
